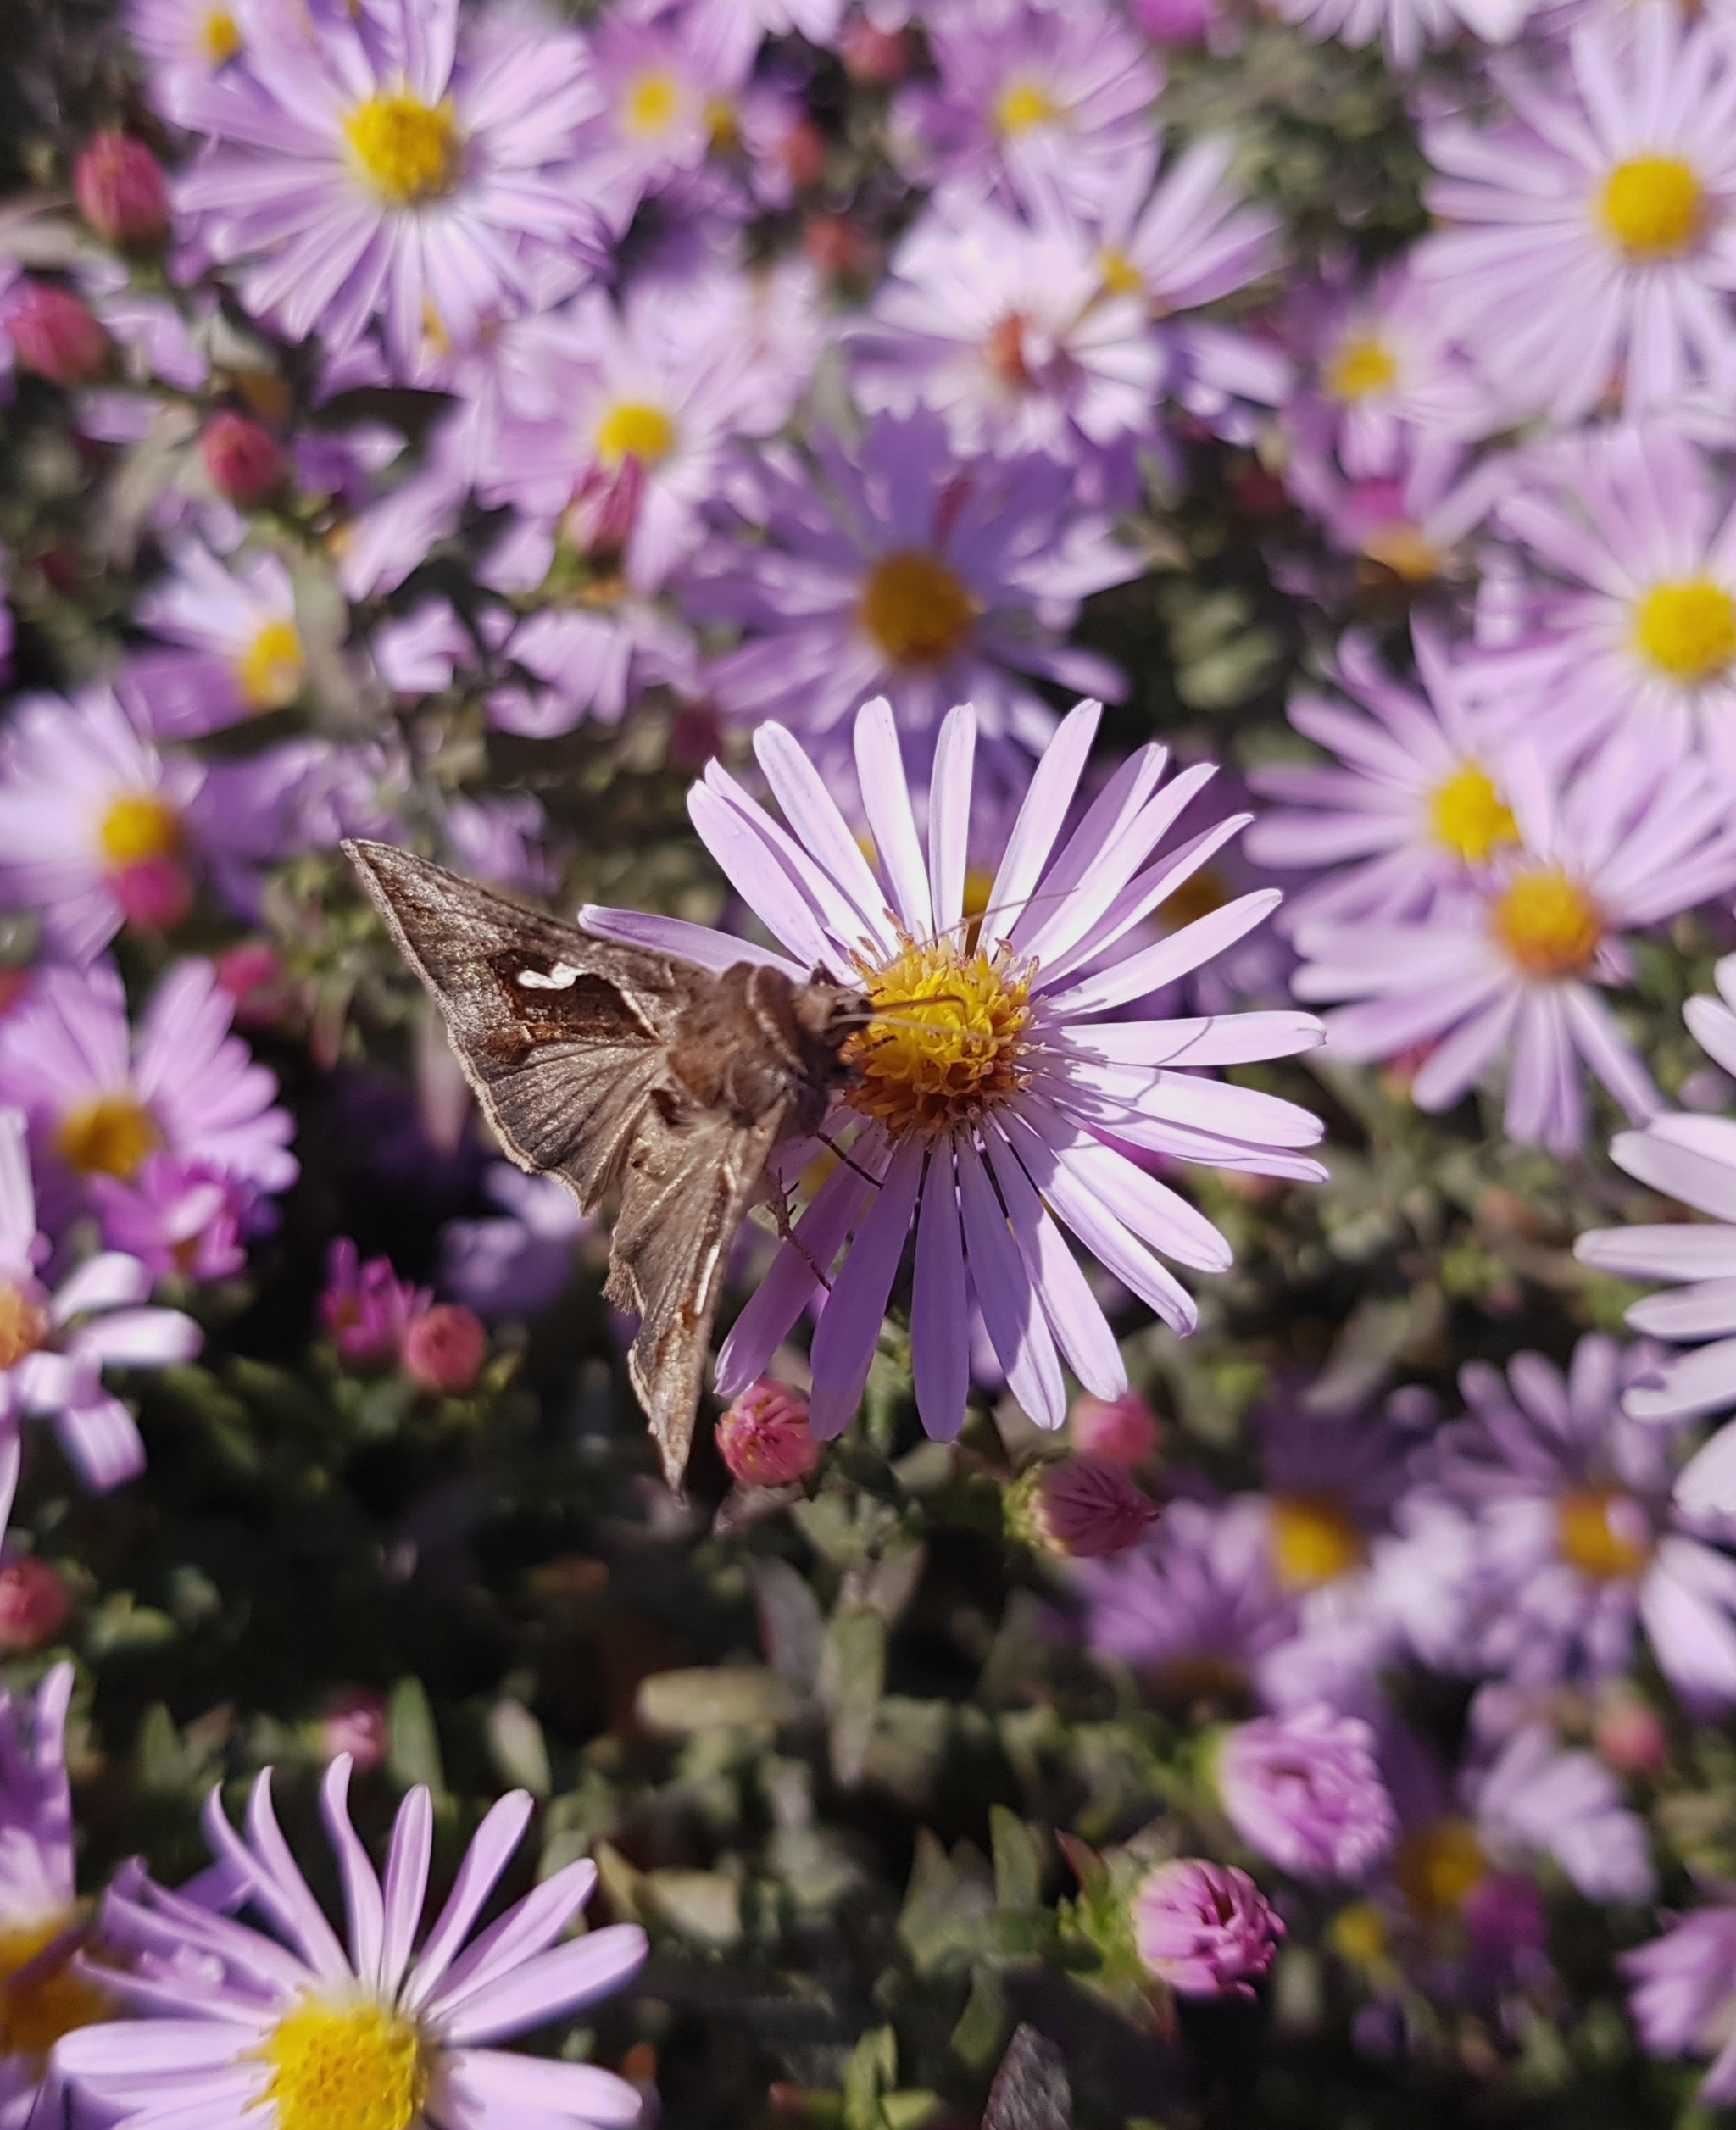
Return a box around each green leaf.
[821,1610,885,1788]
[949,1966,1008,2071]
[990,1807,1043,1913]
[387,1675,445,1797]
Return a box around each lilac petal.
[579,909,803,981]
[54,2023,250,2076]
[981,1124,1126,1404]
[1008,743,1169,957]
[422,1859,598,2024]
[926,704,977,940]
[983,700,1101,948]
[320,1755,384,1988]
[94,2066,268,2130]
[1632,1340,1736,1427]
[1040,813,1252,985]
[701,764,882,965]
[809,1136,926,1440]
[1023,1095,1231,1271]
[688,784,835,972]
[434,1924,648,2046]
[1060,1014,1323,1067]
[69,1307,202,1366]
[402,1791,535,2015]
[754,723,898,954]
[50,1254,150,1323]
[1043,892,1283,1016]
[1579,1226,1736,1285]
[853,698,932,938]
[0,1435,18,1547]
[245,1771,352,1983]
[379,1786,433,2000]
[56,1396,145,1493]
[910,1144,969,1443]
[441,2049,645,2128]
[1613,1118,1736,1222]
[955,1143,1065,1427]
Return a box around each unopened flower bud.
[114,855,192,932]
[1132,1858,1284,1998]
[779,120,827,191]
[401,1303,488,1394]
[8,282,110,387]
[803,214,871,281]
[1595,1693,1666,1775]
[74,133,170,251]
[1006,1454,1160,1559]
[0,1557,72,1653]
[842,23,910,83]
[216,939,285,1026]
[202,409,287,508]
[716,1379,820,1488]
[1070,1390,1159,1466]
[319,1688,389,1771]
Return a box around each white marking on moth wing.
[518,963,581,990]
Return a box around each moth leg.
[815,1130,879,1189]
[769,1175,833,1293]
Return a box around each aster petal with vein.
[581,696,1325,1443]
[55,1757,648,2130]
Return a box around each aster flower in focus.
[0,686,203,961]
[0,959,297,1227]
[57,1758,648,2130]
[694,409,1140,758]
[172,0,609,375]
[1622,1900,1736,2099]
[582,696,1324,1441]
[0,1108,201,1491]
[1246,624,1522,935]
[1293,739,1736,1151]
[129,539,307,738]
[1414,12,1736,423]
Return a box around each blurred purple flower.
[1132,1858,1284,1998]
[128,538,305,738]
[321,1240,429,1371]
[88,1154,250,1283]
[1622,1901,1736,2099]
[1216,1705,1397,1882]
[437,1165,588,1323]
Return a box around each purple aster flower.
[1469,1721,1655,1901]
[87,1154,251,1283]
[576,9,749,228]
[1414,11,1736,424]
[58,1757,648,2130]
[893,2,1160,221]
[583,697,1323,1440]
[0,685,203,964]
[672,0,845,71]
[1274,0,1532,72]
[172,0,609,376]
[321,1239,430,1370]
[1246,623,1521,935]
[0,1108,200,1491]
[1421,1333,1736,1711]
[1215,1705,1397,1883]
[1283,422,1501,592]
[488,600,698,741]
[1622,1901,1736,2099]
[849,189,1163,464]
[1130,1859,1284,1999]
[128,537,306,738]
[128,0,250,116]
[693,409,1140,760]
[437,1165,590,1324]
[1468,425,1736,775]
[0,959,297,1228]
[1093,135,1279,325]
[1293,737,1736,1152]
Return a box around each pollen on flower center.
[994,81,1057,135]
[595,400,676,470]
[262,1999,427,2130]
[1099,247,1144,298]
[845,934,1033,1138]
[1428,762,1517,864]
[57,1094,161,1182]
[1599,154,1704,259]
[199,5,242,62]
[0,1285,49,1371]
[1325,335,1398,402]
[1632,576,1736,681]
[1491,867,1603,976]
[1269,1494,1366,1591]
[1395,1819,1487,1921]
[623,69,682,139]
[858,550,980,665]
[1362,522,1444,583]
[99,793,182,869]
[1558,1486,1652,1578]
[343,92,459,206]
[0,1916,109,2067]
[235,619,306,713]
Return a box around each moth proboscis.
[342,838,870,1491]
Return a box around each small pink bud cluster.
[74,133,170,251]
[401,1304,489,1395]
[715,1379,821,1488]
[318,1688,389,1771]
[320,1238,487,1393]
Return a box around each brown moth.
[343,839,869,1489]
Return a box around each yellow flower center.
[0,1286,49,1371]
[343,92,459,206]
[995,81,1057,135]
[262,2000,427,2130]
[1362,523,1444,582]
[1099,247,1144,298]
[1558,1486,1652,1579]
[845,935,1032,1139]
[0,1916,109,2068]
[1396,1819,1488,1921]
[624,69,682,139]
[705,95,740,153]
[199,6,242,61]
[1491,867,1604,978]
[98,793,182,870]
[1632,576,1736,682]
[858,551,979,666]
[594,400,676,470]
[1268,1494,1366,1591]
[235,619,306,713]
[56,1095,161,1182]
[1600,154,1703,259]
[1329,1902,1391,1968]
[1325,334,1398,403]
[1428,762,1517,864]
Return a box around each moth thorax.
[845,933,1033,1139]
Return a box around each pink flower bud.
[842,23,910,83]
[401,1303,488,1394]
[320,1688,389,1772]
[114,855,192,932]
[803,214,871,281]
[1070,1390,1159,1466]
[74,133,170,250]
[1132,1858,1284,1998]
[321,1238,427,1370]
[562,456,643,564]
[1595,1694,1666,1775]
[216,939,286,1026]
[778,120,827,192]
[0,1557,72,1654]
[8,282,111,387]
[202,410,287,507]
[1007,1454,1160,1559]
[716,1379,820,1488]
